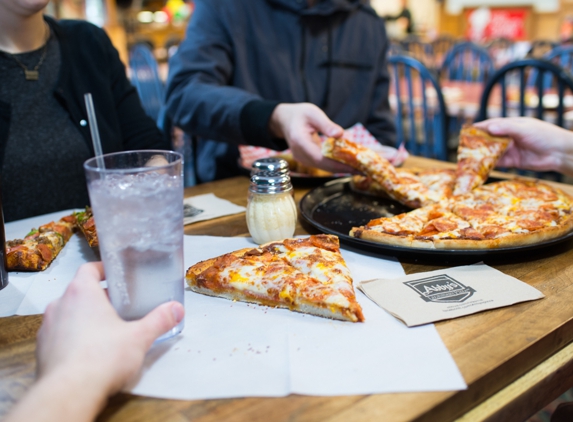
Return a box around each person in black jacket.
[0,0,168,222]
[384,0,414,35]
[165,0,396,183]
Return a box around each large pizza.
[322,126,573,250]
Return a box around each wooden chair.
[475,58,573,181]
[388,55,448,161]
[440,41,494,82]
[129,43,165,124]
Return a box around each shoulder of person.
[56,19,107,37]
[55,19,112,51]
[356,2,386,21]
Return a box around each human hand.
[474,117,573,176]
[37,262,184,403]
[269,103,357,174]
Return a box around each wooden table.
[2,156,573,421]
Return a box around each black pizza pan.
[298,177,573,264]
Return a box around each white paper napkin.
[126,236,467,399]
[359,263,544,327]
[184,193,246,225]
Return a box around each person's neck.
[0,12,47,54]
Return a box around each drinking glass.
[84,150,184,342]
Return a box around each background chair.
[440,42,495,83]
[526,45,573,91]
[129,43,165,123]
[388,39,405,56]
[400,37,433,68]
[431,35,457,71]
[475,58,573,181]
[486,37,515,68]
[388,55,448,161]
[129,43,195,186]
[526,40,558,59]
[545,45,573,71]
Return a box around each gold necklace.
[7,23,50,81]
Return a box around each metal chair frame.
[388,55,448,161]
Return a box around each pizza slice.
[453,126,511,196]
[350,179,573,250]
[350,168,455,205]
[186,234,364,322]
[350,204,447,247]
[74,207,99,247]
[6,214,76,271]
[322,137,434,208]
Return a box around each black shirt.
[0,17,168,222]
[0,30,91,221]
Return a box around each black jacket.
[165,0,395,183]
[0,17,167,169]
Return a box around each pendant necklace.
[7,24,50,81]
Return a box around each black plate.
[299,177,573,261]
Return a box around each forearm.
[5,371,109,422]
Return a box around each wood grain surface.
[2,156,573,422]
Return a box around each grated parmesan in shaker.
[246,171,297,244]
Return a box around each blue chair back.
[475,58,573,181]
[388,55,448,161]
[546,45,573,71]
[388,41,405,56]
[401,38,432,66]
[527,40,558,59]
[440,42,494,82]
[129,43,165,124]
[431,36,457,69]
[527,45,573,90]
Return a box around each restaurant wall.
[371,0,439,37]
[437,0,573,41]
